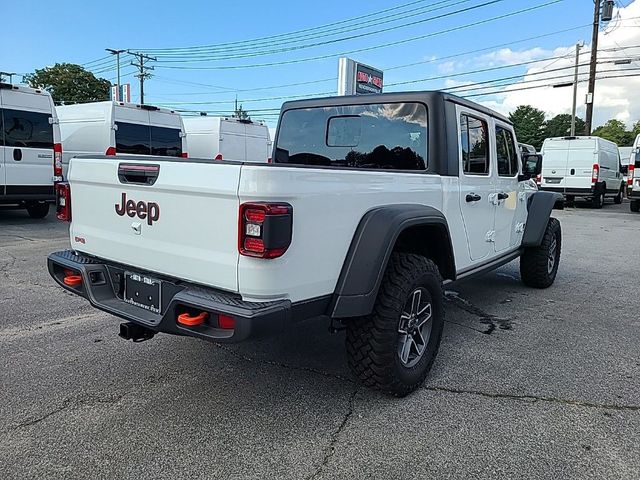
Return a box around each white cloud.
[476,0,640,129]
[437,61,457,74]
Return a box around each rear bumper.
[629,189,640,199]
[539,186,594,197]
[47,250,292,343]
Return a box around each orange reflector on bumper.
[63,275,82,287]
[177,312,208,326]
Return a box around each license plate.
[545,177,562,184]
[124,272,161,313]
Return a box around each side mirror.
[519,153,542,181]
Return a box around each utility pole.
[570,42,583,136]
[128,51,156,104]
[0,71,17,83]
[584,0,601,135]
[105,48,125,100]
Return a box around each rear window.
[151,126,182,157]
[275,102,427,170]
[1,108,53,148]
[115,122,182,157]
[116,122,150,155]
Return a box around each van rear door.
[219,119,246,161]
[244,124,270,163]
[149,109,184,157]
[1,88,54,198]
[564,139,596,192]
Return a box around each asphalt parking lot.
[1,201,639,479]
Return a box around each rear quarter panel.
[237,166,457,302]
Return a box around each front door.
[458,108,495,262]
[493,123,522,252]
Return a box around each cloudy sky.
[3,0,639,129]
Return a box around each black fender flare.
[522,191,563,247]
[329,204,454,319]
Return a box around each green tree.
[24,63,111,105]
[631,120,640,141]
[509,105,546,150]
[543,114,586,139]
[234,104,251,121]
[591,119,633,146]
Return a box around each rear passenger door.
[493,123,522,253]
[457,107,495,262]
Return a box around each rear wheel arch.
[330,205,455,319]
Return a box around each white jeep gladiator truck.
[48,92,562,396]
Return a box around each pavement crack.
[308,388,359,480]
[214,344,354,384]
[12,393,128,430]
[424,385,640,412]
[445,291,513,334]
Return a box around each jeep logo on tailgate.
[115,193,160,225]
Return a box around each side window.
[2,108,53,149]
[151,126,182,157]
[460,114,489,175]
[115,122,151,155]
[496,126,518,176]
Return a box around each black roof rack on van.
[0,83,13,90]
[139,104,160,111]
[562,136,578,140]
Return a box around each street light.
[105,48,125,101]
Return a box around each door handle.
[13,148,22,161]
[466,193,481,202]
[497,192,509,200]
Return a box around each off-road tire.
[520,217,561,289]
[592,186,605,209]
[614,185,624,204]
[345,253,444,397]
[631,200,640,213]
[26,202,50,219]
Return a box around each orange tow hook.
[177,312,208,327]
[63,274,82,287]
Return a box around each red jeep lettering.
[115,192,160,226]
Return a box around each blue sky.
[2,0,638,128]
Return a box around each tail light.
[591,163,599,184]
[53,143,63,180]
[180,152,188,158]
[629,164,635,186]
[56,182,71,221]
[535,174,541,184]
[105,146,116,156]
[267,157,272,164]
[239,202,292,259]
[214,153,223,161]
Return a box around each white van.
[540,136,625,208]
[57,101,187,179]
[1,83,61,218]
[183,116,271,162]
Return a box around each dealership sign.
[338,58,384,96]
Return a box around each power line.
[139,0,451,53]
[155,1,564,70]
[148,0,484,60]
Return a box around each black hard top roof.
[280,90,511,125]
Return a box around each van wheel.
[631,201,640,213]
[614,186,624,204]
[345,253,444,397]
[26,202,50,219]
[520,217,561,289]
[592,187,605,209]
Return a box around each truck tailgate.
[68,157,240,293]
